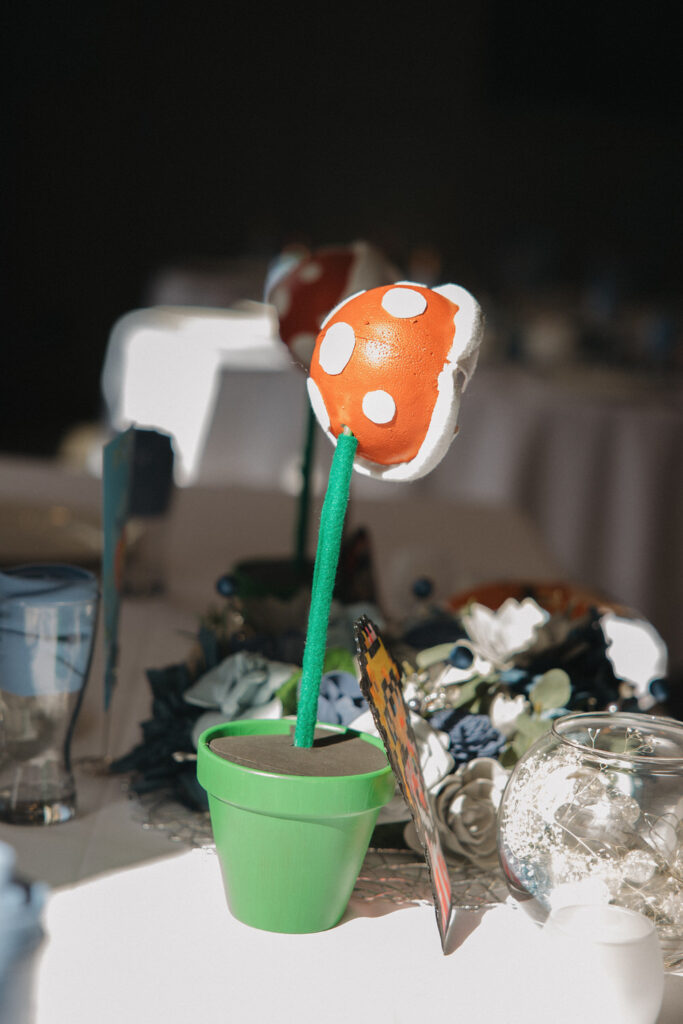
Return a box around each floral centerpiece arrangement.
[387,585,669,865]
[112,574,670,873]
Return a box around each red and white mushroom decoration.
[265,241,398,370]
[307,282,483,481]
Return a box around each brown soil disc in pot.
[209,726,387,777]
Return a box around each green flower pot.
[197,718,394,933]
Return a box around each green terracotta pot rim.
[197,718,394,819]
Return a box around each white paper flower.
[489,692,529,738]
[460,597,549,670]
[601,612,667,710]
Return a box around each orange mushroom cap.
[307,282,483,481]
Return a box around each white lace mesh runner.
[129,787,508,910]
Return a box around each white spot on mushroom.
[307,378,330,431]
[381,287,427,318]
[271,284,291,318]
[298,261,323,283]
[319,321,356,375]
[362,389,396,424]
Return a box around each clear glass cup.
[0,564,99,824]
[497,711,683,970]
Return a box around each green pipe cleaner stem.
[294,429,357,748]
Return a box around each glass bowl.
[497,711,683,969]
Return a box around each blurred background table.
[110,339,681,667]
[67,297,676,675]
[423,363,683,669]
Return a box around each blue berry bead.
[216,574,237,598]
[449,643,474,669]
[412,577,433,599]
[649,678,669,704]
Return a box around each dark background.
[4,3,681,454]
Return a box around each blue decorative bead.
[449,643,474,669]
[412,577,433,599]
[649,678,669,703]
[216,574,237,597]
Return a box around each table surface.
[0,460,681,1022]
[26,849,683,1024]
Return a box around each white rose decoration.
[405,757,509,868]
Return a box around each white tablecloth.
[26,847,681,1024]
